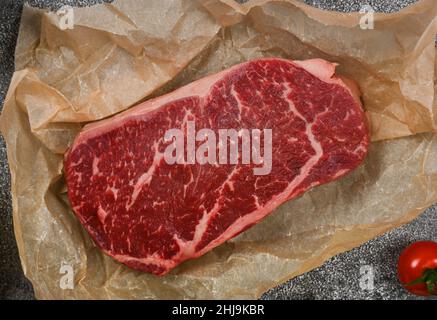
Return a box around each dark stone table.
[0,0,435,300]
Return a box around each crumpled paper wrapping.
[0,0,437,299]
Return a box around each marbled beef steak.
[64,58,370,275]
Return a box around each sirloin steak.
[64,58,370,275]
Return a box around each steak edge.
[64,58,370,275]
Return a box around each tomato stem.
[406,268,437,295]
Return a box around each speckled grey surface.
[0,0,435,300]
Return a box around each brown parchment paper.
[1,0,437,299]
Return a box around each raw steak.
[64,58,370,275]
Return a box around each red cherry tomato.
[397,241,437,296]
